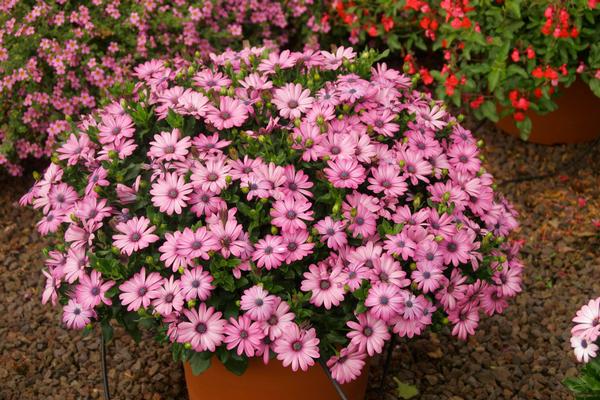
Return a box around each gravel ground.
[1,124,599,400]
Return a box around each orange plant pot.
[184,357,369,400]
[496,79,600,145]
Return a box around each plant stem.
[101,329,111,400]
[318,358,349,400]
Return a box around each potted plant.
[565,297,600,399]
[314,0,600,144]
[22,47,523,399]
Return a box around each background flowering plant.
[0,0,313,176]
[22,46,523,382]
[566,297,600,398]
[327,0,600,139]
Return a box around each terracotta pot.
[184,357,369,400]
[496,79,600,145]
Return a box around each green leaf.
[505,0,521,18]
[223,354,248,376]
[189,353,212,375]
[394,378,419,399]
[589,79,600,98]
[516,117,532,141]
[488,68,500,93]
[480,101,499,123]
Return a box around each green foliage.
[565,358,600,399]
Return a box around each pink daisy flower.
[224,315,265,357]
[327,346,366,384]
[240,286,276,321]
[180,266,215,301]
[177,227,218,261]
[282,229,314,263]
[264,297,295,340]
[272,83,314,120]
[571,298,600,340]
[191,156,231,194]
[448,305,480,340]
[367,164,407,197]
[150,172,193,215]
[364,283,404,322]
[206,96,248,130]
[571,336,599,363]
[315,217,347,250]
[270,197,314,233]
[177,303,226,352]
[193,69,232,91]
[324,158,366,189]
[347,311,390,356]
[301,262,346,309]
[118,267,163,312]
[274,325,320,372]
[148,129,191,161]
[152,276,184,316]
[252,235,287,270]
[62,299,95,330]
[112,216,159,256]
[98,113,135,145]
[75,271,114,309]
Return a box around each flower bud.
[442,192,451,202]
[187,300,197,309]
[271,226,279,235]
[184,343,192,350]
[410,262,417,270]
[145,256,154,265]
[225,175,232,184]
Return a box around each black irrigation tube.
[318,358,349,400]
[101,330,111,400]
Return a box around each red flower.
[381,16,394,32]
[366,24,378,37]
[513,112,525,122]
[420,68,434,85]
[532,67,544,79]
[511,49,520,62]
[469,95,484,109]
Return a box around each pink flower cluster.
[571,297,600,363]
[23,46,522,383]
[0,0,308,176]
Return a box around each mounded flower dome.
[22,46,523,383]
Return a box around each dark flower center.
[288,182,298,191]
[286,210,297,220]
[91,287,100,296]
[220,111,231,120]
[363,327,373,337]
[164,145,175,154]
[459,155,468,163]
[268,315,278,325]
[287,100,299,109]
[165,293,174,303]
[138,287,147,296]
[379,296,389,305]
[287,242,298,251]
[292,341,303,351]
[207,172,218,181]
[326,228,335,235]
[330,146,341,155]
[191,240,202,250]
[319,280,331,290]
[130,232,141,242]
[447,242,458,252]
[340,171,350,179]
[374,120,384,128]
[168,189,179,199]
[196,322,208,334]
[73,308,81,315]
[255,298,264,307]
[240,330,249,339]
[263,246,273,255]
[423,272,431,279]
[355,217,365,226]
[191,280,200,288]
